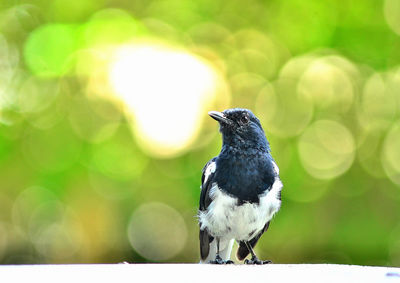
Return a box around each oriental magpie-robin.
[198,108,282,264]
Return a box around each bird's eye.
[240,114,249,124]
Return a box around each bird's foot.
[209,255,234,264]
[244,256,272,265]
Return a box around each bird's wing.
[199,157,217,261]
[199,157,217,211]
[236,221,270,260]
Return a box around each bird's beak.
[208,111,230,124]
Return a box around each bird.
[198,108,282,264]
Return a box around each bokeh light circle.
[257,78,313,138]
[24,24,77,77]
[224,29,288,79]
[49,0,103,22]
[382,122,400,185]
[298,120,355,180]
[298,58,354,112]
[12,186,83,261]
[188,21,232,47]
[0,34,19,111]
[284,162,331,203]
[127,202,187,261]
[389,67,400,105]
[82,9,147,48]
[68,97,121,144]
[358,73,396,131]
[12,186,59,229]
[109,43,225,158]
[384,0,400,36]
[279,53,316,79]
[229,72,266,108]
[30,206,83,260]
[17,76,59,113]
[254,83,277,124]
[357,128,387,178]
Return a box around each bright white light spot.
[109,43,220,158]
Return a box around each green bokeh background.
[0,0,400,265]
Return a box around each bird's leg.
[243,241,272,265]
[209,238,234,264]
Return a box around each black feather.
[237,222,270,260]
[199,157,217,260]
[199,157,216,211]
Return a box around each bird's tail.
[236,222,270,261]
[236,241,250,261]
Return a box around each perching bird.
[198,108,282,264]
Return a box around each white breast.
[198,177,282,241]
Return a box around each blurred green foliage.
[0,0,400,266]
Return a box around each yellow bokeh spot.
[109,42,225,158]
[298,57,354,112]
[298,120,355,180]
[23,23,77,78]
[127,202,187,261]
[257,78,313,138]
[358,73,396,130]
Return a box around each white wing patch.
[272,160,279,175]
[203,161,216,185]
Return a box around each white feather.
[272,160,279,175]
[203,161,216,185]
[198,177,282,242]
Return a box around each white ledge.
[0,264,399,283]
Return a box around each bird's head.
[208,108,270,151]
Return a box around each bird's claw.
[209,259,234,264]
[209,255,234,264]
[244,256,272,265]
